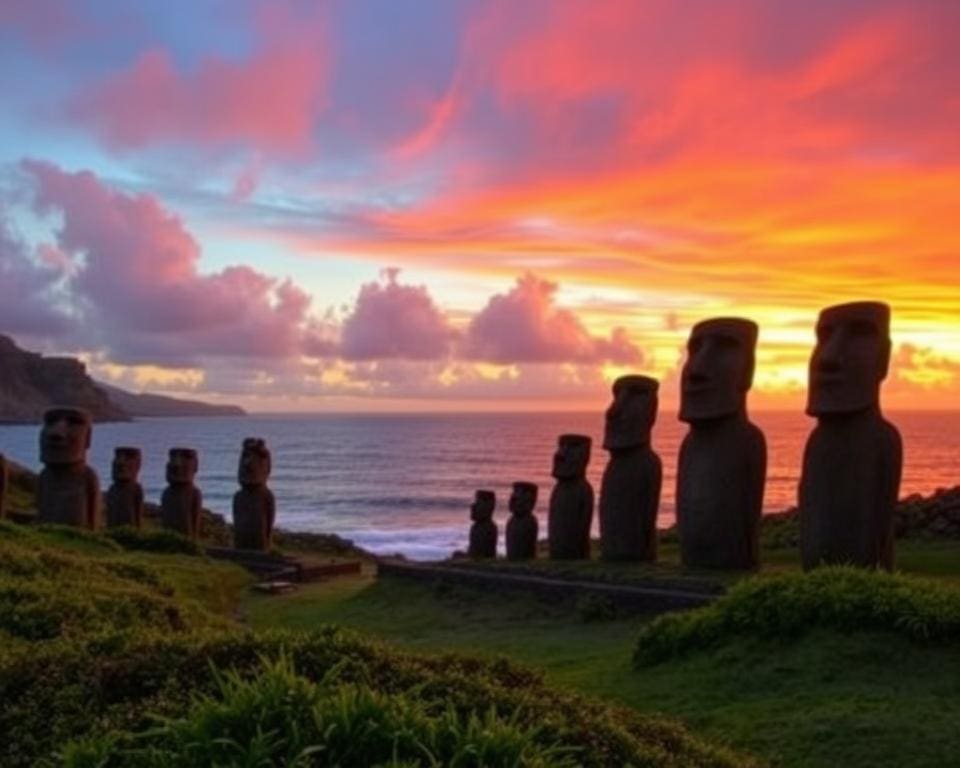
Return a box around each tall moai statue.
[800,302,902,571]
[506,481,539,561]
[161,448,202,540]
[0,453,7,519]
[105,447,144,528]
[677,318,766,570]
[467,490,497,559]
[233,438,276,551]
[36,407,101,529]
[599,375,662,562]
[548,434,594,559]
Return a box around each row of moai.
[469,301,901,572]
[27,408,276,550]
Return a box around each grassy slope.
[242,540,960,768]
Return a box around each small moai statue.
[467,490,497,559]
[161,448,202,540]
[799,302,902,571]
[548,434,594,559]
[0,453,7,519]
[105,447,144,528]
[232,438,276,551]
[599,375,662,562]
[677,318,766,570]
[506,481,539,561]
[36,407,101,529]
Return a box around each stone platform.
[205,546,362,583]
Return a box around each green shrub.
[3,628,751,768]
[634,567,960,667]
[103,526,202,556]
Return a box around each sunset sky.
[1,0,958,411]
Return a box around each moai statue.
[599,375,662,562]
[36,407,101,529]
[677,318,766,570]
[800,302,901,571]
[232,438,276,551]
[105,447,144,528]
[467,490,497,559]
[0,453,7,519]
[161,448,202,540]
[506,481,539,561]
[548,434,594,559]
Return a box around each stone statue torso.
[677,418,766,570]
[800,414,901,570]
[36,465,100,529]
[599,447,662,562]
[548,479,594,559]
[232,486,275,550]
[468,519,497,558]
[506,514,538,560]
[161,484,202,539]
[105,482,144,528]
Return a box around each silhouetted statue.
[0,453,6,519]
[677,319,766,570]
[800,302,902,571]
[599,375,662,562]
[36,407,100,529]
[467,489,497,559]
[105,447,144,528]
[548,434,594,559]
[232,438,276,551]
[506,481,539,561]
[161,448,202,540]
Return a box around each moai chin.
[799,301,901,571]
[105,447,144,528]
[0,453,7,520]
[161,447,202,541]
[599,375,662,562]
[548,434,594,559]
[233,438,276,551]
[467,489,497,559]
[506,481,539,561]
[676,318,767,570]
[36,407,101,529]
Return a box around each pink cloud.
[68,18,327,153]
[22,159,315,364]
[462,273,642,364]
[339,269,455,361]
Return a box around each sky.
[1,0,958,412]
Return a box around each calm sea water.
[1,411,958,560]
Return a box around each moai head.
[680,318,758,423]
[552,434,592,480]
[603,375,658,450]
[807,302,891,417]
[166,448,198,485]
[238,437,271,486]
[111,447,142,483]
[509,482,538,517]
[470,490,496,522]
[39,407,92,466]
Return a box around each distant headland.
[0,334,245,423]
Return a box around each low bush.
[3,628,752,768]
[634,567,960,667]
[103,526,203,556]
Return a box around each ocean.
[2,411,958,560]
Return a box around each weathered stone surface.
[506,481,539,561]
[36,407,101,529]
[599,375,662,562]
[548,434,594,560]
[105,446,144,528]
[233,438,276,551]
[161,448,202,540]
[677,318,766,571]
[0,453,6,519]
[468,489,497,559]
[800,302,901,571]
